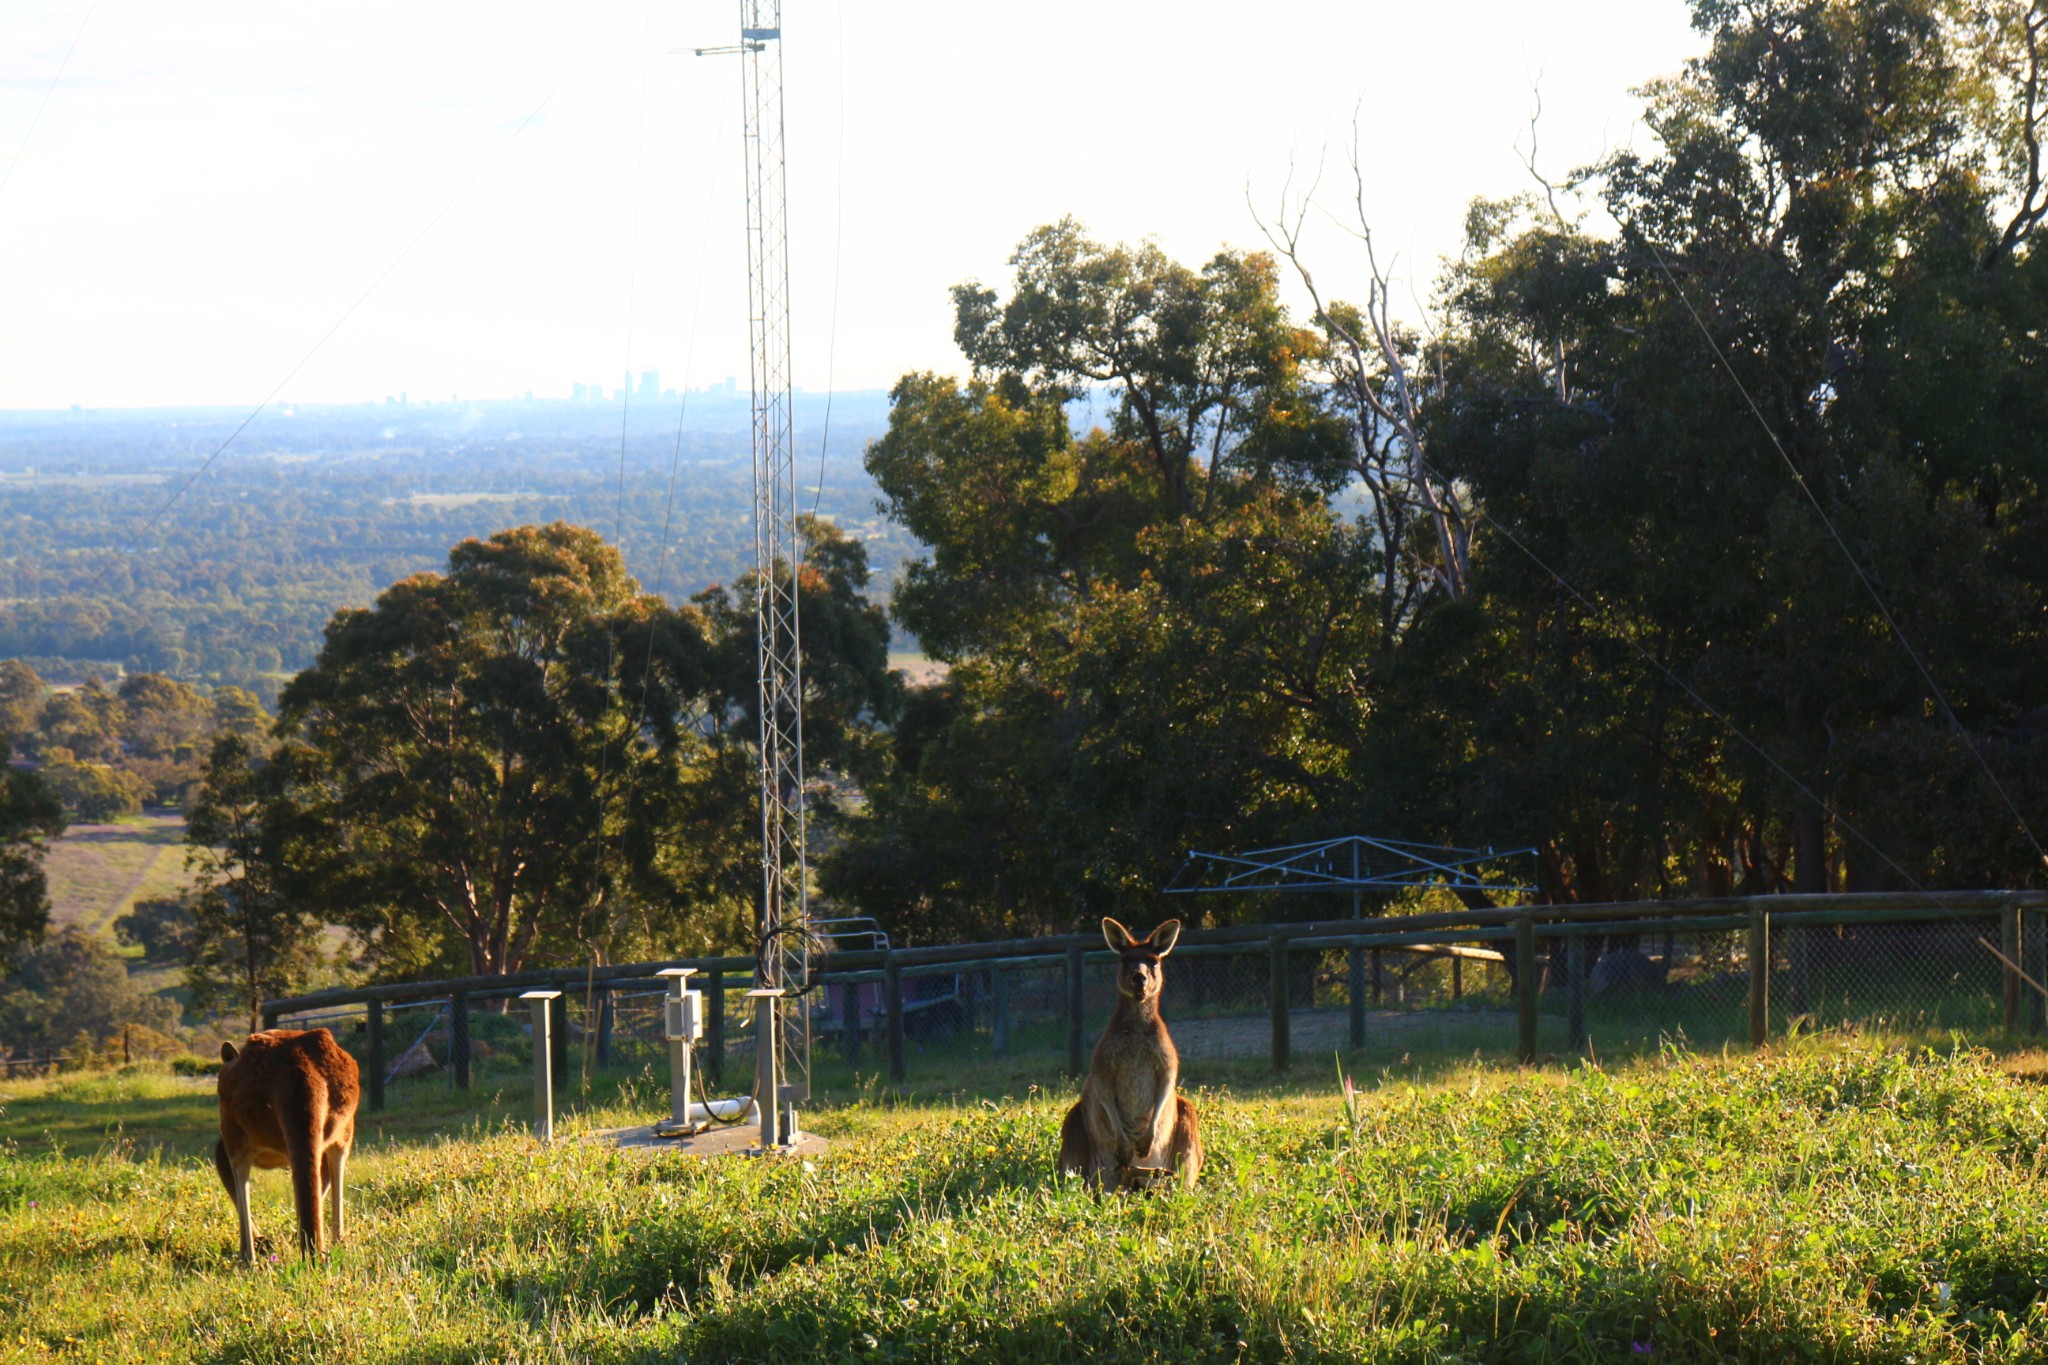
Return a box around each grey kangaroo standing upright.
[1058,917,1203,1191]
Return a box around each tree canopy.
[1386,0,2048,899]
[827,0,2048,935]
[248,519,896,979]
[0,740,64,960]
[831,224,1381,938]
[184,734,328,1031]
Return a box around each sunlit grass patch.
[6,1046,2048,1361]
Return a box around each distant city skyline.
[0,1,1703,410]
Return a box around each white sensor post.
[654,968,702,1136]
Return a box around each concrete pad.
[592,1122,829,1158]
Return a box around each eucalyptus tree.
[835,1,2048,929]
[831,223,1384,938]
[267,523,721,977]
[184,733,326,1031]
[0,741,64,960]
[1374,0,2048,898]
[260,518,899,977]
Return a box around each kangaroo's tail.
[1170,1094,1203,1189]
[1056,1096,1093,1178]
[283,1081,328,1256]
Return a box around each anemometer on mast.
[686,2,811,1153]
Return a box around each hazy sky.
[0,1,1704,411]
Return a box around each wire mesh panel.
[255,899,2042,1122]
[1787,915,2003,1038]
[806,958,1081,1094]
[1548,924,1757,1056]
[1524,914,2009,1059]
[1300,942,1522,1066]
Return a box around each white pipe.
[690,1097,755,1123]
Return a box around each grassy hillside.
[6,1046,2048,1361]
[40,813,194,939]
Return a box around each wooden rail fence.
[254,891,2048,1110]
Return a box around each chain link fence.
[263,895,2038,1122]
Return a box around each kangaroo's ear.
[1149,919,1182,956]
[1102,917,1135,952]
[220,1042,239,1063]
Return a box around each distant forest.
[0,393,902,700]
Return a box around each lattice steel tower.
[720,0,807,1148]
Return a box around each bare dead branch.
[1987,4,2048,267]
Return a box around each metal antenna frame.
[695,1,808,1151]
[742,0,808,1150]
[1165,836,1538,899]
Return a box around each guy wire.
[808,0,848,521]
[76,3,637,601]
[1643,237,2048,875]
[1409,450,2048,1002]
[585,0,655,953]
[0,0,98,210]
[628,101,730,738]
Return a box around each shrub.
[115,896,197,965]
[38,760,150,822]
[0,926,181,1056]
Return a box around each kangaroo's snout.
[1118,952,1163,1001]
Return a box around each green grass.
[7,1044,2048,1361]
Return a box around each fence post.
[521,990,560,1142]
[1065,944,1087,1078]
[550,993,569,1088]
[1566,930,1587,1051]
[2028,905,2048,1035]
[451,990,471,1090]
[886,952,907,1085]
[366,999,386,1112]
[594,985,613,1069]
[1370,949,1384,1005]
[1748,906,1769,1049]
[705,972,726,1088]
[1347,944,1366,1052]
[1270,934,1291,1072]
[2004,897,2022,1033]
[1452,954,1463,1001]
[1515,913,1537,1063]
[840,975,862,1067]
[260,1007,279,1032]
[991,964,1011,1055]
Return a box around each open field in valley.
[40,814,194,941]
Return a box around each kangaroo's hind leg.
[1168,1095,1203,1189]
[216,1138,257,1265]
[1058,1095,1123,1193]
[322,1142,348,1246]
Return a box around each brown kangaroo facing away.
[215,1028,360,1263]
[1058,917,1203,1192]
